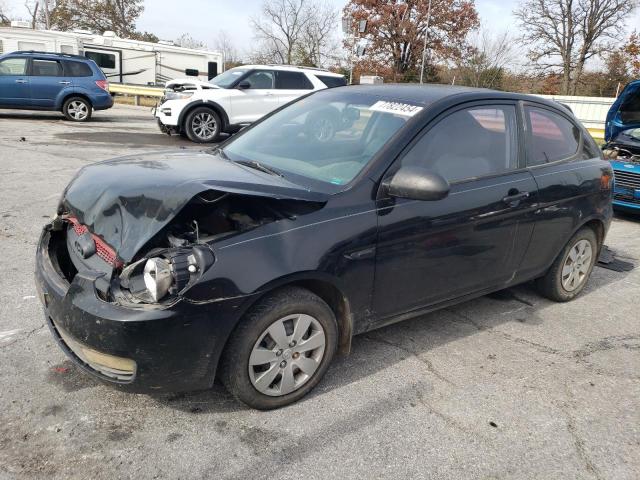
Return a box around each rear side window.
[0,57,27,76]
[525,106,580,165]
[275,71,313,90]
[402,105,518,183]
[85,51,116,69]
[316,75,347,88]
[65,61,93,77]
[31,59,63,77]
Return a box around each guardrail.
[108,83,164,106]
[106,83,612,141]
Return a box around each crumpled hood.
[62,150,327,263]
[165,78,220,90]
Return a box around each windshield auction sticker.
[370,101,423,117]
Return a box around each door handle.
[502,191,530,206]
[15,79,27,84]
[58,81,71,85]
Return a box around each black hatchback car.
[36,85,613,409]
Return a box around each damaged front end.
[48,150,327,308]
[52,189,321,308]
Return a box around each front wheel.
[220,287,338,410]
[536,227,598,302]
[184,107,222,143]
[63,97,92,122]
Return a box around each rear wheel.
[536,227,598,302]
[220,287,338,410]
[63,97,92,122]
[184,107,222,143]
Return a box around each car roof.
[4,50,89,61]
[239,64,344,77]
[332,84,569,110]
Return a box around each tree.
[49,0,153,40]
[214,30,242,69]
[343,0,479,82]
[625,32,640,78]
[452,30,517,89]
[515,0,638,95]
[250,0,338,66]
[0,1,10,26]
[174,33,208,50]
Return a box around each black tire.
[184,107,222,143]
[535,227,599,302]
[63,97,92,122]
[219,287,338,410]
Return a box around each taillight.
[95,80,109,91]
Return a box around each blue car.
[0,51,113,121]
[604,80,640,212]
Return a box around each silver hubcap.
[192,113,217,140]
[561,239,593,292]
[248,314,326,397]
[68,101,88,120]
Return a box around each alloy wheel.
[248,314,326,397]
[192,112,218,141]
[561,239,593,292]
[68,101,89,121]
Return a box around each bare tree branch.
[515,0,638,94]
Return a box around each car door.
[516,103,608,280]
[274,70,314,106]
[29,58,71,108]
[372,102,539,323]
[0,57,30,107]
[230,70,280,124]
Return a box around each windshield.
[209,68,249,88]
[223,90,419,187]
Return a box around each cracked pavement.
[0,105,639,479]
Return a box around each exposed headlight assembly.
[118,245,214,304]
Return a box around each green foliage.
[49,0,152,40]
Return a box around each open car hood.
[62,150,327,263]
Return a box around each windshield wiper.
[234,159,284,177]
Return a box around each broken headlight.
[118,245,214,304]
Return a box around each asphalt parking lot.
[0,104,639,480]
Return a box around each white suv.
[155,65,347,143]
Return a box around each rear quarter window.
[64,61,93,77]
[525,106,580,166]
[275,71,313,90]
[316,75,347,88]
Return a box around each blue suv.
[0,51,113,121]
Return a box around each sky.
[3,0,639,59]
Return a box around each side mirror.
[237,80,251,89]
[386,166,450,201]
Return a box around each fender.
[241,270,355,354]
[54,87,81,110]
[178,99,230,132]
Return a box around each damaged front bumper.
[35,227,251,393]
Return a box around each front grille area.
[613,170,640,190]
[613,194,640,205]
[67,217,122,268]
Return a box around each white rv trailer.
[0,23,224,85]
